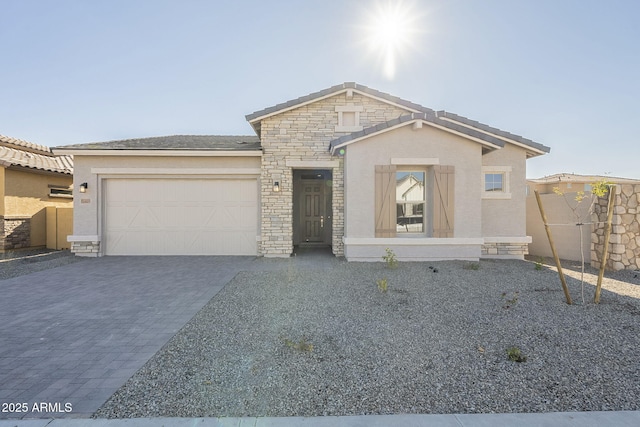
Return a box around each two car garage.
[103,178,259,256]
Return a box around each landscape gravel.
[0,249,84,280]
[93,258,640,418]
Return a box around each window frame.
[395,169,427,236]
[48,184,73,199]
[482,166,512,199]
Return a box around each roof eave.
[246,82,428,125]
[330,118,503,155]
[52,148,263,157]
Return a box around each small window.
[49,185,73,198]
[482,166,512,199]
[396,171,425,233]
[584,184,592,192]
[484,173,504,192]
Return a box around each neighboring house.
[527,173,640,267]
[54,82,549,260]
[1,134,74,250]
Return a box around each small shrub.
[506,346,527,362]
[464,262,480,270]
[534,257,544,270]
[376,278,388,293]
[382,248,398,269]
[502,291,519,309]
[283,337,314,352]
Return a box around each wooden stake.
[594,185,616,304]
[534,190,572,305]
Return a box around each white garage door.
[104,178,258,255]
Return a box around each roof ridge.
[329,112,506,153]
[245,82,434,124]
[0,134,55,156]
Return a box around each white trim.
[391,158,439,166]
[484,236,532,244]
[482,166,512,199]
[439,116,547,156]
[67,235,99,242]
[343,237,485,246]
[90,168,261,175]
[330,119,502,154]
[54,149,262,157]
[285,160,340,168]
[248,88,423,124]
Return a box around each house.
[527,173,640,269]
[1,134,74,251]
[54,82,549,260]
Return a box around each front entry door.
[301,181,325,243]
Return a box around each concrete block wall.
[259,91,410,257]
[592,184,640,270]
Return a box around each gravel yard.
[0,249,84,280]
[94,258,640,418]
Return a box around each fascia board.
[330,120,502,154]
[52,149,262,157]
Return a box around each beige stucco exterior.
[69,154,261,256]
[61,83,547,260]
[481,144,527,237]
[1,167,72,249]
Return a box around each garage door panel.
[105,178,258,255]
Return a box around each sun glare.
[364,1,419,79]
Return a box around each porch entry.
[293,169,333,247]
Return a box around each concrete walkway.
[1,411,640,426]
[0,256,257,419]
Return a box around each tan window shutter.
[433,165,455,238]
[375,165,397,237]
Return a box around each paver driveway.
[0,256,260,419]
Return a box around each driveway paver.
[0,256,256,419]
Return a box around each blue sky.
[2,0,639,179]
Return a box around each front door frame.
[292,169,333,247]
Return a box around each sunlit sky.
[2,0,639,179]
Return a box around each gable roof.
[0,134,73,175]
[54,135,261,152]
[436,111,550,156]
[246,82,433,137]
[247,82,549,157]
[329,112,506,154]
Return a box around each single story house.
[54,82,549,260]
[1,134,74,250]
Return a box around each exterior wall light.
[273,181,280,192]
[79,182,88,193]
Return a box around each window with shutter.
[433,165,455,237]
[374,165,397,237]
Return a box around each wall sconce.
[273,181,280,192]
[79,182,88,193]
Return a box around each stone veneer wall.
[481,242,528,257]
[1,217,31,250]
[592,184,640,270]
[259,91,410,257]
[70,239,100,256]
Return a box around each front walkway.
[0,256,262,419]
